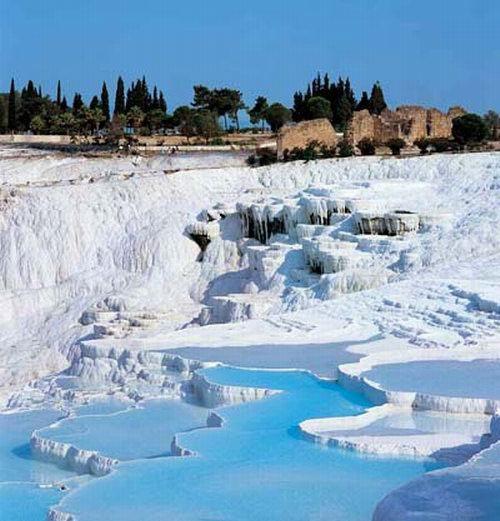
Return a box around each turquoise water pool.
[38,399,208,460]
[50,367,442,521]
[0,409,74,521]
[363,360,500,399]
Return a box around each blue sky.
[1,0,498,114]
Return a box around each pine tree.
[8,78,16,131]
[356,91,370,111]
[369,82,387,115]
[56,80,62,106]
[114,76,125,115]
[101,81,110,122]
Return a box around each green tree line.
[0,75,497,141]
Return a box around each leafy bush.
[320,144,338,158]
[427,138,459,153]
[289,142,319,161]
[386,138,406,156]
[246,154,257,167]
[246,148,277,167]
[357,137,375,156]
[414,138,429,154]
[337,139,354,157]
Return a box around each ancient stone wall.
[394,106,428,142]
[427,109,451,138]
[346,110,376,144]
[347,106,467,148]
[277,119,338,159]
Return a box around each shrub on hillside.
[386,138,406,156]
[427,138,459,153]
[357,138,375,156]
[246,147,277,167]
[337,139,354,157]
[414,138,430,155]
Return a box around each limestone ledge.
[338,348,500,414]
[30,431,118,477]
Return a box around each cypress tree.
[337,94,353,130]
[114,76,125,115]
[8,78,16,131]
[158,91,167,113]
[56,80,62,106]
[72,93,84,115]
[152,87,159,110]
[101,81,110,122]
[322,73,330,98]
[369,82,387,115]
[61,97,68,112]
[90,95,100,110]
[140,76,150,111]
[292,91,305,122]
[356,91,370,111]
[344,77,357,112]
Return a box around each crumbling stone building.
[277,119,338,159]
[347,106,466,147]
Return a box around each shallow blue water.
[363,360,500,399]
[0,483,63,521]
[38,399,208,460]
[54,367,442,521]
[0,409,75,521]
[0,410,73,484]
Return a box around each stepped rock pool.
[1,367,444,521]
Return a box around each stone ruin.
[277,119,339,159]
[347,105,467,147]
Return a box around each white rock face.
[1,151,498,404]
[47,508,76,521]
[372,416,500,521]
[187,372,280,408]
[338,348,500,414]
[300,403,490,462]
[30,431,118,476]
[1,150,500,521]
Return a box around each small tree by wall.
[452,114,488,147]
[265,103,292,132]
